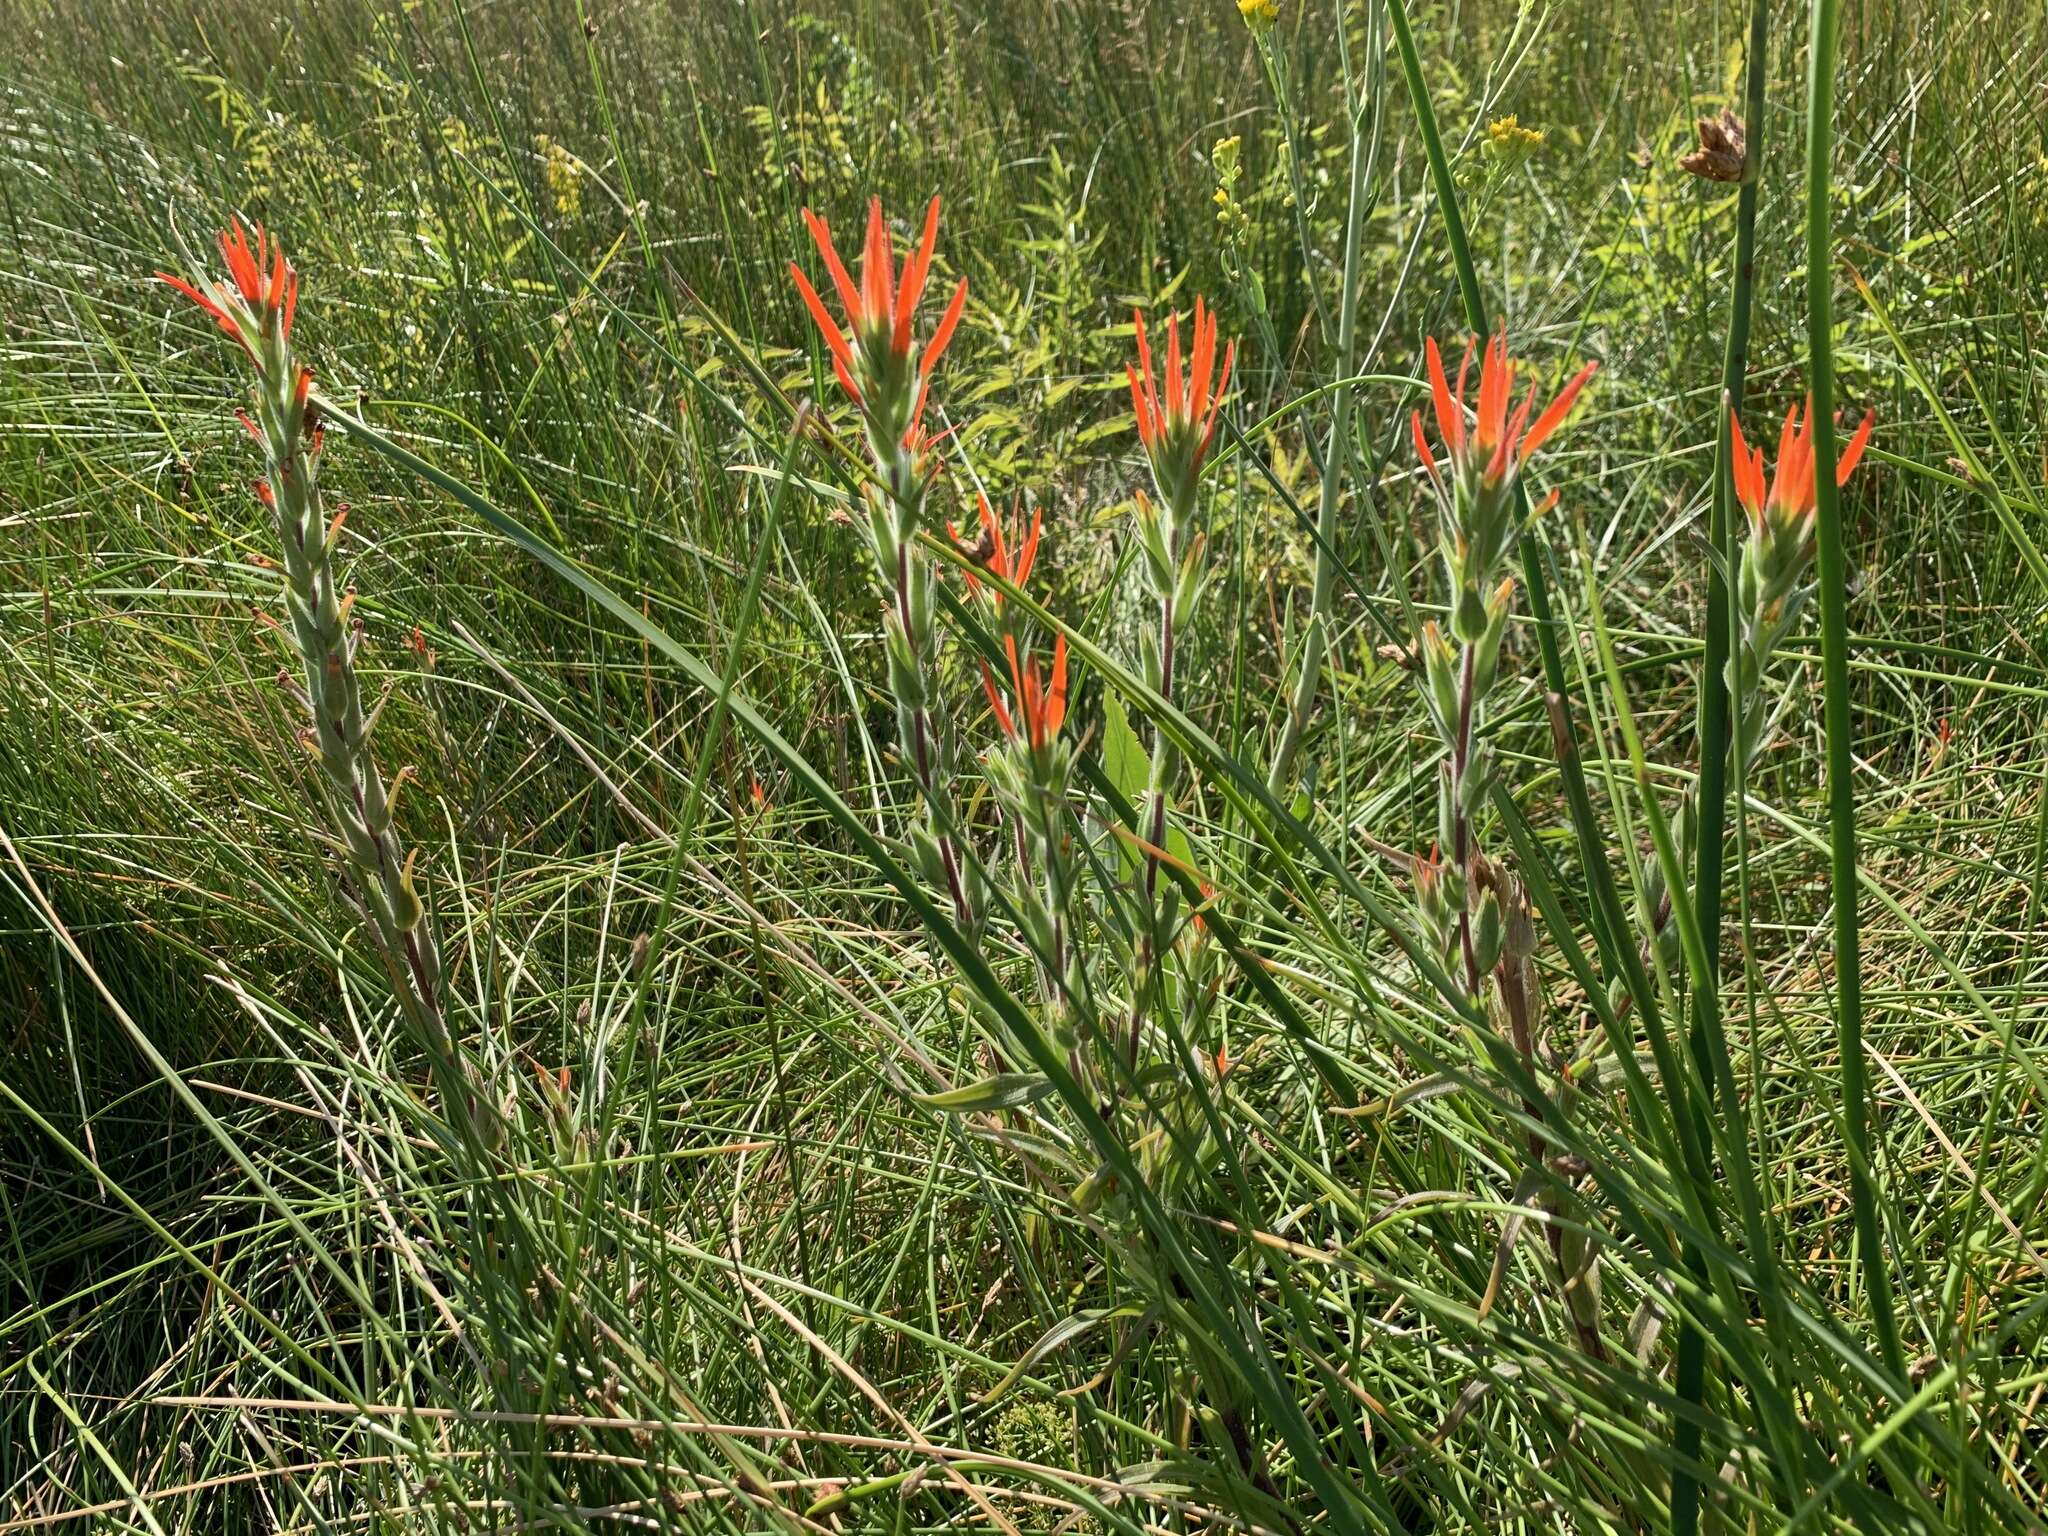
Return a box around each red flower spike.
[160,218,300,359]
[791,197,968,420]
[983,630,1068,753]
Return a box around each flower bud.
[1471,578,1516,697]
[1421,622,1460,735]
[395,849,425,931]
[1472,887,1505,975]
[1453,581,1490,645]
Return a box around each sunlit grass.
[5,0,2048,1530]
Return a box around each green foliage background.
[4,0,2047,1529]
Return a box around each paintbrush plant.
[1630,395,1874,994]
[1407,326,1595,999]
[1408,322,1600,1348]
[790,197,980,933]
[1123,300,1234,1076]
[160,221,497,1152]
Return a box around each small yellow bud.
[1483,115,1544,171]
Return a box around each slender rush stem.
[1694,0,1769,1064]
[1268,65,1373,796]
[1673,9,1771,1526]
[1806,0,1907,1387]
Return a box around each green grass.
[5,0,2048,1530]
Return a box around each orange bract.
[156,217,299,359]
[1729,396,1874,528]
[980,631,1068,753]
[1412,324,1597,486]
[1127,296,1236,471]
[788,195,967,437]
[957,491,1043,603]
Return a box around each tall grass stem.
[1806,0,1908,1386]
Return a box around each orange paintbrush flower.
[1729,395,1874,539]
[1411,324,1597,493]
[954,491,1043,604]
[157,218,299,361]
[1128,297,1236,507]
[789,196,967,448]
[980,632,1069,755]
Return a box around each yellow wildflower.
[1484,115,1544,160]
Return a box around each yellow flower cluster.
[535,133,585,219]
[1212,136,1249,243]
[1483,114,1544,165]
[1238,0,1278,35]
